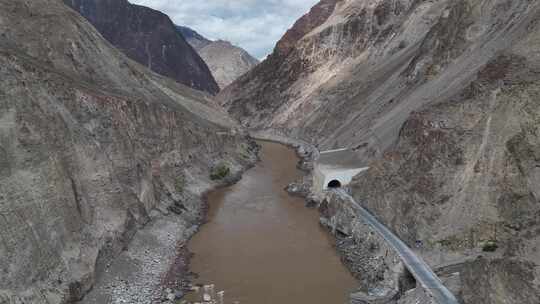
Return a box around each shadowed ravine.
[186,141,357,304]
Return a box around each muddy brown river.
[187,141,357,304]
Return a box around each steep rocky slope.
[65,0,219,95]
[220,0,537,149]
[220,0,540,303]
[351,45,540,304]
[177,26,259,89]
[0,1,255,303]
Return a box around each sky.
[129,0,319,60]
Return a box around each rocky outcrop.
[220,0,540,302]
[274,0,340,57]
[177,26,259,89]
[0,0,255,303]
[65,0,219,95]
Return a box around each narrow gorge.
[185,141,357,304]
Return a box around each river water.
[187,141,357,304]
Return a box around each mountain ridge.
[65,0,220,95]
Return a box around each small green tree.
[210,163,230,180]
[175,175,185,193]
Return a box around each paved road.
[336,189,460,304]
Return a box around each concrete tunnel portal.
[313,148,369,194]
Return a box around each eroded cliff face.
[221,0,540,302]
[65,0,220,95]
[0,1,254,303]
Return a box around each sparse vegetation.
[238,143,253,160]
[425,63,440,79]
[437,235,465,251]
[210,162,230,180]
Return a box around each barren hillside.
[0,0,254,302]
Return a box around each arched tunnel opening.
[327,179,342,188]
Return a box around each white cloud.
[129,0,319,59]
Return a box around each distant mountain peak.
[175,25,259,89]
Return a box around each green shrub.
[481,240,498,252]
[210,163,230,180]
[175,175,185,193]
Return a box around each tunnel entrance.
[327,180,342,188]
[314,148,369,194]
